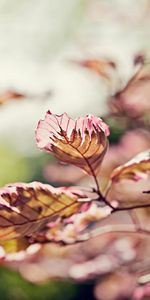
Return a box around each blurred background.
[0,0,150,299]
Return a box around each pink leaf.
[36,111,109,176]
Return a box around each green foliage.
[0,267,77,300]
[0,144,52,187]
[0,145,29,187]
[106,117,126,144]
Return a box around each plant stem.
[94,176,150,211]
[92,172,115,210]
[95,182,150,212]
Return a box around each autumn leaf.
[110,149,150,182]
[36,111,109,176]
[106,150,150,207]
[109,63,150,118]
[100,129,150,188]
[0,182,90,241]
[0,90,25,105]
[75,59,116,79]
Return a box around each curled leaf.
[106,150,150,207]
[0,182,89,241]
[36,111,109,176]
[110,149,150,182]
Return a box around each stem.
[86,159,150,223]
[92,172,101,195]
[112,203,150,235]
[95,182,150,213]
[91,172,150,236]
[97,189,115,210]
[92,173,115,210]
[90,177,150,236]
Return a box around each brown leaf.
[0,90,25,105]
[106,150,150,207]
[75,59,116,79]
[110,149,150,182]
[109,63,150,118]
[100,129,150,189]
[36,111,109,176]
[0,182,88,241]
